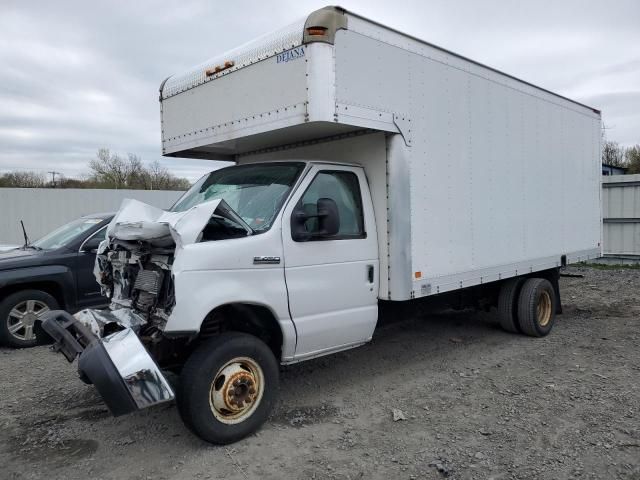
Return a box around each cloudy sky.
[2,0,639,182]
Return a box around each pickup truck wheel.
[517,278,556,337]
[178,332,279,444]
[497,278,525,333]
[0,289,59,348]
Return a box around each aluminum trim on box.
[412,247,601,298]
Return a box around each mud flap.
[42,310,175,416]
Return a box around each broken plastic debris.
[74,308,146,337]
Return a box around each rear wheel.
[178,332,279,444]
[0,290,58,348]
[497,278,525,333]
[517,278,556,337]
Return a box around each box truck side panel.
[334,24,601,299]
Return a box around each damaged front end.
[43,197,249,415]
[92,237,177,341]
[42,310,174,415]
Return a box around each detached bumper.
[42,310,174,416]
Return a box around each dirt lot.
[1,265,639,480]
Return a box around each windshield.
[171,163,304,231]
[32,218,104,250]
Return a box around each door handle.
[367,265,374,284]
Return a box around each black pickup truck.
[0,213,113,347]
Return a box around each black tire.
[517,278,556,337]
[178,332,279,444]
[0,289,59,348]
[497,277,525,333]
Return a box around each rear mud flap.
[42,310,175,416]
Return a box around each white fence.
[0,188,184,245]
[602,174,640,258]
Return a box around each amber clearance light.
[306,26,328,36]
[205,60,235,77]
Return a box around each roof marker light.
[306,26,328,36]
[205,60,235,77]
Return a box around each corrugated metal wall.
[602,174,640,257]
[0,188,184,245]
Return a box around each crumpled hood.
[105,198,224,248]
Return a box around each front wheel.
[177,332,279,444]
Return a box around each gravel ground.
[1,265,639,480]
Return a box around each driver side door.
[282,164,379,360]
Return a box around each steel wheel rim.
[7,299,49,341]
[209,356,264,425]
[537,291,552,327]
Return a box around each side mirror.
[291,197,340,242]
[316,198,340,237]
[82,236,103,253]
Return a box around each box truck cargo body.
[44,7,602,444]
[160,7,601,300]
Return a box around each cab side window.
[296,171,365,239]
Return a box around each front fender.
[0,265,75,309]
[166,268,296,360]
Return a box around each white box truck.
[44,6,602,444]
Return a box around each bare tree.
[89,148,129,188]
[0,171,47,188]
[602,140,627,167]
[144,160,191,190]
[625,145,640,174]
[0,150,192,190]
[88,149,191,190]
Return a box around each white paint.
[280,163,379,359]
[333,25,602,299]
[166,226,297,360]
[240,134,390,298]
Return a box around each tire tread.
[497,278,524,333]
[517,278,555,337]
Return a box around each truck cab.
[98,159,380,362]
